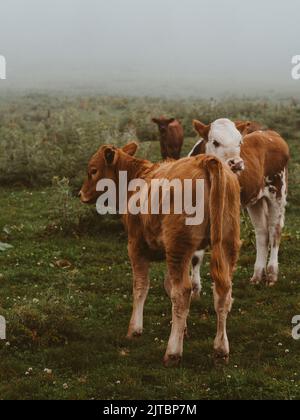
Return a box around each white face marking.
[205,119,243,169]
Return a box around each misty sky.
[0,0,300,96]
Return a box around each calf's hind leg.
[213,282,233,359]
[127,246,150,339]
[247,199,269,285]
[266,171,288,286]
[211,241,237,359]
[164,257,193,367]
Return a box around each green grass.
[1,95,300,400]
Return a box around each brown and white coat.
[189,119,290,293]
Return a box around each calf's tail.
[203,157,229,293]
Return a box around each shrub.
[0,94,298,187]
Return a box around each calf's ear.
[235,121,251,136]
[122,142,139,156]
[104,146,118,165]
[167,118,176,125]
[152,118,160,125]
[193,120,210,139]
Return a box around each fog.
[0,0,299,97]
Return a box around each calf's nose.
[227,158,245,173]
[78,190,88,203]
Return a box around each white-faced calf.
[190,118,290,292]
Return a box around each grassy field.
[1,95,300,400]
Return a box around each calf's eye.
[90,169,98,176]
[213,140,220,148]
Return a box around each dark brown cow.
[152,117,184,160]
[80,142,241,366]
[189,118,290,293]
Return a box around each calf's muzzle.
[227,158,245,173]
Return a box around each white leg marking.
[164,267,192,367]
[213,284,233,358]
[127,258,150,338]
[266,170,287,286]
[247,199,269,284]
[191,250,205,298]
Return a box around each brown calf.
[152,117,184,160]
[190,119,290,291]
[80,142,241,366]
[234,120,264,134]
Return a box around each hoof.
[191,286,201,300]
[250,277,261,285]
[126,330,143,340]
[214,348,229,360]
[250,269,266,285]
[163,354,182,368]
[266,267,278,287]
[214,340,229,361]
[214,352,229,366]
[266,278,277,287]
[250,274,264,285]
